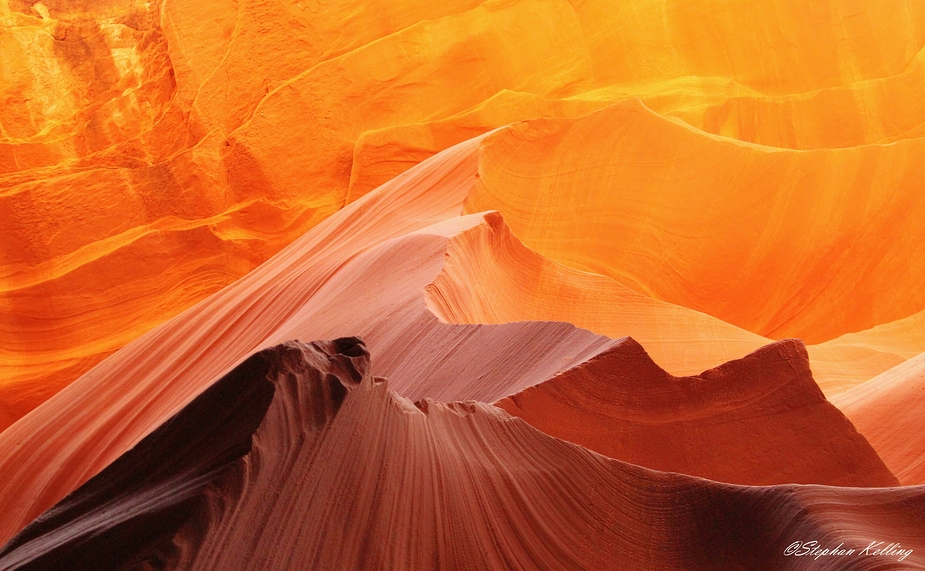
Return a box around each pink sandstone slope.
[0,138,623,545]
[425,210,770,376]
[833,352,925,485]
[4,128,921,543]
[2,2,924,568]
[5,0,925,422]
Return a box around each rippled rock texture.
[3,0,925,568]
[3,339,924,571]
[496,338,898,487]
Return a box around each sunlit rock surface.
[2,0,925,567]
[3,0,925,424]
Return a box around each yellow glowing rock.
[0,1,176,172]
[346,91,609,203]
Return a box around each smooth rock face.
[3,0,925,425]
[3,339,924,571]
[1,131,923,551]
[833,352,925,485]
[496,338,897,487]
[424,208,912,394]
[465,99,925,343]
[0,144,624,545]
[3,0,925,569]
[0,340,325,570]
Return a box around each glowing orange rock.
[808,310,925,395]
[4,0,925,424]
[346,92,609,203]
[465,99,925,343]
[425,208,919,395]
[0,0,923,566]
[426,209,770,376]
[0,2,176,172]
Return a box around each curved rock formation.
[465,99,925,343]
[5,0,925,421]
[0,139,620,544]
[3,339,923,571]
[425,210,770,376]
[496,338,896,486]
[0,339,280,571]
[818,307,925,363]
[425,197,918,395]
[3,2,925,565]
[4,116,924,541]
[833,352,925,485]
[808,310,925,396]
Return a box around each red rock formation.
[3,339,923,571]
[496,338,897,486]
[2,1,924,568]
[0,139,622,545]
[4,126,923,544]
[0,339,279,571]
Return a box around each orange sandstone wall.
[2,0,925,428]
